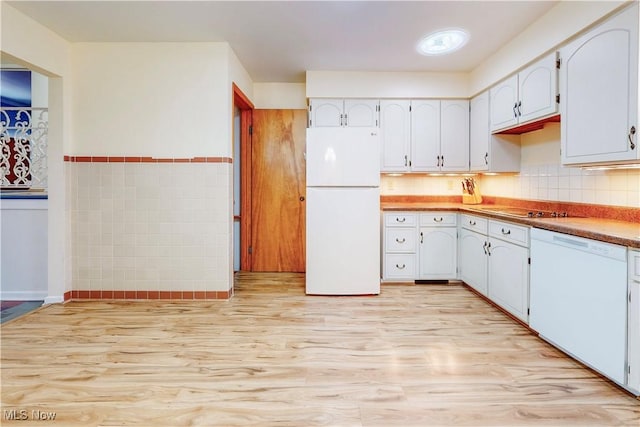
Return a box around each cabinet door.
[518,52,558,124]
[440,100,470,172]
[344,99,379,127]
[490,75,518,132]
[628,250,640,394]
[470,92,490,171]
[418,227,457,280]
[380,100,411,172]
[560,3,639,165]
[488,239,529,322]
[459,229,488,295]
[309,99,343,127]
[410,100,440,172]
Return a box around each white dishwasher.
[530,228,628,385]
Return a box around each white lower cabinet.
[382,211,457,281]
[459,215,489,295]
[382,212,417,281]
[418,213,457,280]
[628,249,640,394]
[487,220,530,323]
[458,216,530,322]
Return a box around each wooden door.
[251,109,306,272]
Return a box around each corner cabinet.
[380,99,469,173]
[560,3,639,166]
[490,52,559,133]
[469,91,521,173]
[308,99,379,128]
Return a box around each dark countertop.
[381,202,640,249]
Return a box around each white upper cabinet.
[309,99,379,127]
[380,99,469,173]
[560,3,639,166]
[470,92,490,171]
[490,75,519,131]
[470,91,521,173]
[380,100,411,172]
[410,100,441,172]
[440,100,470,172]
[490,52,559,133]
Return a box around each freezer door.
[306,127,380,187]
[306,187,380,295]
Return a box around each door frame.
[232,83,254,271]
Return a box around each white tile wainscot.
[68,158,233,299]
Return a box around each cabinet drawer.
[384,212,417,227]
[384,254,416,279]
[385,228,417,253]
[460,214,488,233]
[631,250,640,282]
[419,212,457,227]
[489,220,529,246]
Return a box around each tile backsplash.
[381,167,640,208]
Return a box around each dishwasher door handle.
[552,235,589,249]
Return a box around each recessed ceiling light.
[417,29,469,56]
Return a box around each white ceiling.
[6,1,559,83]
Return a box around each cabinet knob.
[299,196,305,202]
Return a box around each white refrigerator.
[305,127,381,295]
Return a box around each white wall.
[254,83,307,109]
[306,71,469,99]
[1,3,72,303]
[469,0,628,96]
[71,43,232,157]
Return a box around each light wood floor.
[1,273,639,426]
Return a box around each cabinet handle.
[395,237,406,243]
[433,217,443,223]
[484,152,488,165]
[629,126,636,150]
[513,102,518,118]
[441,155,444,167]
[517,101,522,117]
[420,232,424,244]
[501,228,511,235]
[482,241,488,255]
[395,217,406,223]
[487,242,491,256]
[469,220,476,226]
[436,155,440,167]
[395,263,406,270]
[343,113,348,127]
[404,155,408,167]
